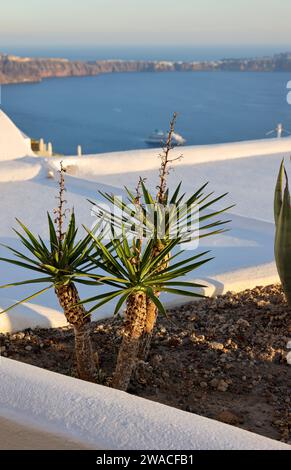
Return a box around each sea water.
[1,46,291,155]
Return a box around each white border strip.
[0,358,289,450]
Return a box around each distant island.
[1,52,291,85]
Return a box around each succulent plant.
[274,160,291,306]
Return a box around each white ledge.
[0,358,290,450]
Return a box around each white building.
[0,110,34,161]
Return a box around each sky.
[0,0,291,47]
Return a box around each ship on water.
[145,129,186,147]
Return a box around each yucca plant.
[0,165,99,382]
[81,231,212,391]
[274,159,291,307]
[95,181,230,361]
[92,125,232,364]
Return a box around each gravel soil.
[1,284,290,444]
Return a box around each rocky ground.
[1,284,290,443]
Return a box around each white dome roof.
[0,110,33,161]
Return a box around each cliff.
[1,52,291,85]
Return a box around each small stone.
[216,410,243,426]
[287,352,291,365]
[217,380,229,392]
[196,334,205,341]
[200,381,208,389]
[236,318,250,329]
[190,333,205,343]
[167,337,182,347]
[256,300,269,309]
[242,376,247,381]
[25,345,33,352]
[152,354,163,365]
[287,340,291,350]
[188,315,197,322]
[0,346,6,353]
[17,332,25,340]
[219,354,228,363]
[162,371,170,379]
[209,342,224,351]
[210,378,219,388]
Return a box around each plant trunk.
[55,283,97,383]
[139,296,158,361]
[111,292,147,391]
[139,244,170,361]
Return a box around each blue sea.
[1,46,291,155]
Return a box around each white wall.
[0,111,34,161]
[0,358,289,450]
[50,136,291,177]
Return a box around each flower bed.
[1,284,290,446]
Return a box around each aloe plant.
[0,166,99,382]
[274,160,291,306]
